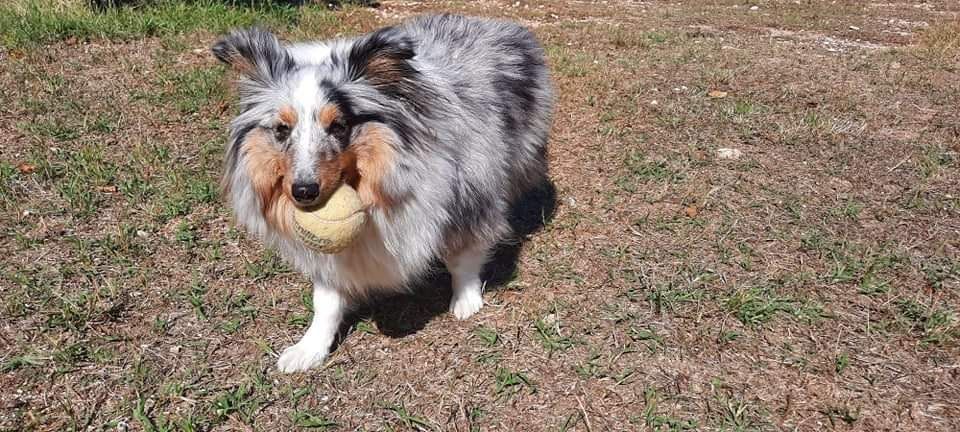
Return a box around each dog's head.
[213,27,419,230]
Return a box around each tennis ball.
[292,184,367,254]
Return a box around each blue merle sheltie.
[212,14,554,372]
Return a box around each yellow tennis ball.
[292,184,367,254]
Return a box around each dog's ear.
[212,27,294,85]
[346,26,418,98]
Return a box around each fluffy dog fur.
[213,14,554,372]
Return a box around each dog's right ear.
[212,27,294,85]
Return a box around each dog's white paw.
[450,290,483,320]
[277,342,328,373]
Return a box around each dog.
[212,14,554,372]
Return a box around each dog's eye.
[274,124,291,142]
[327,120,348,139]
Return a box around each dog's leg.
[446,242,490,320]
[277,283,343,372]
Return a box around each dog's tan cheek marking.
[318,104,340,129]
[242,130,294,235]
[351,124,396,208]
[278,105,297,127]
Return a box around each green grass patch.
[381,401,435,431]
[292,411,338,429]
[616,150,682,192]
[724,285,825,327]
[629,326,665,352]
[546,45,594,78]
[0,161,21,209]
[23,145,118,217]
[533,312,575,354]
[212,383,259,423]
[896,299,957,345]
[916,143,955,178]
[493,368,535,400]
[1,354,45,372]
[245,249,291,281]
[921,257,960,290]
[473,326,500,347]
[151,170,218,222]
[641,387,699,431]
[160,66,227,114]
[0,0,306,48]
[610,29,673,49]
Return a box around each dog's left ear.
[346,26,418,98]
[212,27,294,85]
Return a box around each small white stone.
[750,5,759,11]
[717,148,744,160]
[542,313,558,327]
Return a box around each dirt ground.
[1,0,959,431]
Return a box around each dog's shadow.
[335,180,557,340]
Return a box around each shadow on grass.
[334,179,558,343]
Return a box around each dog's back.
[371,15,555,257]
[405,15,553,195]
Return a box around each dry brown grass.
[1,0,959,431]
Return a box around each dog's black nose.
[292,182,320,204]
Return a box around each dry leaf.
[685,205,699,218]
[16,162,35,174]
[708,90,728,98]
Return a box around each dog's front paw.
[450,290,483,320]
[277,342,328,373]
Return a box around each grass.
[642,387,698,431]
[2,0,959,431]
[533,311,575,353]
[724,286,825,327]
[291,411,338,429]
[919,21,960,69]
[616,150,682,192]
[1,354,45,372]
[473,325,499,347]
[896,299,957,345]
[381,401,435,431]
[0,0,304,48]
[158,67,228,115]
[493,368,535,400]
[819,406,859,427]
[834,353,850,375]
